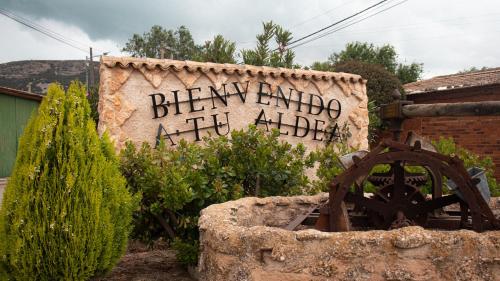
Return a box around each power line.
[283,0,390,49]
[325,13,500,36]
[292,11,500,49]
[290,0,358,30]
[0,8,103,54]
[0,9,87,53]
[288,0,409,50]
[0,8,90,49]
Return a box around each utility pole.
[160,47,166,59]
[89,47,95,88]
[85,57,89,92]
[160,45,174,60]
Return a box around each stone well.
[198,193,500,281]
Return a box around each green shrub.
[307,143,353,194]
[433,137,499,196]
[0,82,136,280]
[227,126,314,196]
[171,238,199,266]
[120,138,242,244]
[120,125,316,265]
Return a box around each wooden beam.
[402,101,500,118]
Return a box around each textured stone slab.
[98,57,368,151]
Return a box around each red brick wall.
[400,84,500,181]
[402,116,500,180]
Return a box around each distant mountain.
[0,60,100,94]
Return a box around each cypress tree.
[0,82,136,280]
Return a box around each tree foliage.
[122,23,299,67]
[457,66,491,74]
[122,25,200,60]
[0,82,136,280]
[317,41,423,84]
[241,21,296,68]
[330,42,399,72]
[395,62,423,85]
[122,25,238,64]
[195,34,237,64]
[333,60,402,142]
[334,60,402,106]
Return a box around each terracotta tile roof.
[404,67,500,94]
[101,56,367,83]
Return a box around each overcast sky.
[0,0,499,78]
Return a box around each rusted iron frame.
[374,140,491,213]
[328,142,497,232]
[406,194,460,217]
[285,205,318,231]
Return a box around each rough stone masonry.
[98,57,368,151]
[198,194,500,281]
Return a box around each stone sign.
[98,57,368,151]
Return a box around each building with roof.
[403,68,500,180]
[0,86,43,178]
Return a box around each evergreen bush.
[0,82,136,280]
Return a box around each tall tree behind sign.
[312,42,424,84]
[122,25,200,60]
[122,22,296,67]
[195,35,237,64]
[241,21,296,68]
[122,25,237,64]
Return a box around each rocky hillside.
[0,60,100,94]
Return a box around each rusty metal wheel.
[368,182,428,229]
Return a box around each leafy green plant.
[228,126,314,196]
[367,101,383,144]
[433,137,498,196]
[171,238,199,266]
[120,125,318,265]
[307,143,353,194]
[0,82,136,280]
[195,34,237,64]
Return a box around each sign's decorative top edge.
[101,56,366,83]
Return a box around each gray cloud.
[1,0,500,77]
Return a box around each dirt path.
[96,242,195,281]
